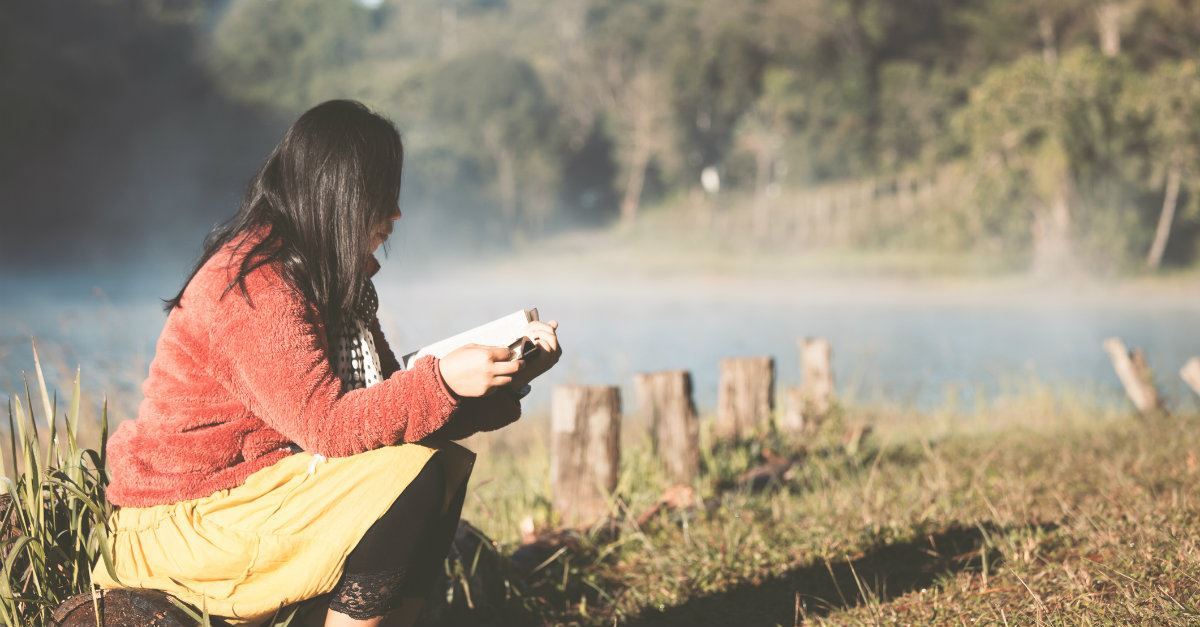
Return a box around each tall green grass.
[1,343,114,625]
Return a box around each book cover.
[400,307,540,370]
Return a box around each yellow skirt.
[90,438,476,626]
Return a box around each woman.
[90,99,561,627]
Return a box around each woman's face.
[369,203,402,252]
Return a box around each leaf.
[31,341,54,431]
[67,366,81,465]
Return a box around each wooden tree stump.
[551,385,622,528]
[1182,357,1200,398]
[799,337,835,414]
[779,385,807,433]
[779,338,834,434]
[1103,337,1164,415]
[716,356,775,440]
[634,370,700,484]
[51,588,206,626]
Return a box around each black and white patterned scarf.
[327,279,386,392]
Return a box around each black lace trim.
[328,567,409,620]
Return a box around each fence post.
[551,385,622,528]
[634,370,700,484]
[1181,357,1200,398]
[715,356,775,440]
[780,338,835,434]
[1102,337,1164,415]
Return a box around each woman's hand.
[512,320,561,388]
[438,344,524,398]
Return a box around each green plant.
[1,343,114,625]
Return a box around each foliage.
[208,0,374,111]
[419,53,563,239]
[952,47,1149,272]
[0,346,113,626]
[6,0,1200,270]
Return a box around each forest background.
[5,0,1200,278]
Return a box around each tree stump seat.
[50,588,229,626]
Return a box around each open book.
[400,307,540,371]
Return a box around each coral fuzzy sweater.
[104,227,520,508]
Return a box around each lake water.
[3,265,1198,425]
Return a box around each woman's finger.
[485,345,515,362]
[491,359,523,375]
[528,327,559,344]
[527,321,558,336]
[492,374,514,387]
[530,329,559,355]
[526,329,554,346]
[528,334,558,360]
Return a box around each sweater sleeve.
[202,261,462,458]
[428,391,522,440]
[367,311,522,439]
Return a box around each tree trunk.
[551,385,622,528]
[1146,160,1182,270]
[1038,13,1058,67]
[1031,178,1073,277]
[715,356,775,441]
[1096,2,1124,57]
[752,142,773,241]
[634,370,700,484]
[619,142,649,227]
[619,71,656,229]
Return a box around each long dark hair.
[163,99,403,333]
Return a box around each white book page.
[400,308,537,370]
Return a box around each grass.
[0,343,115,626]
[4,342,1200,625]
[461,385,1200,625]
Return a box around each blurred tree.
[956,48,1132,275]
[9,0,1200,268]
[419,53,562,241]
[209,0,374,111]
[1124,60,1200,269]
[581,0,679,225]
[1124,0,1200,66]
[734,67,798,237]
[666,12,767,185]
[1093,1,1139,58]
[875,61,958,171]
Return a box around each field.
[4,352,1199,625]
[459,386,1200,625]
